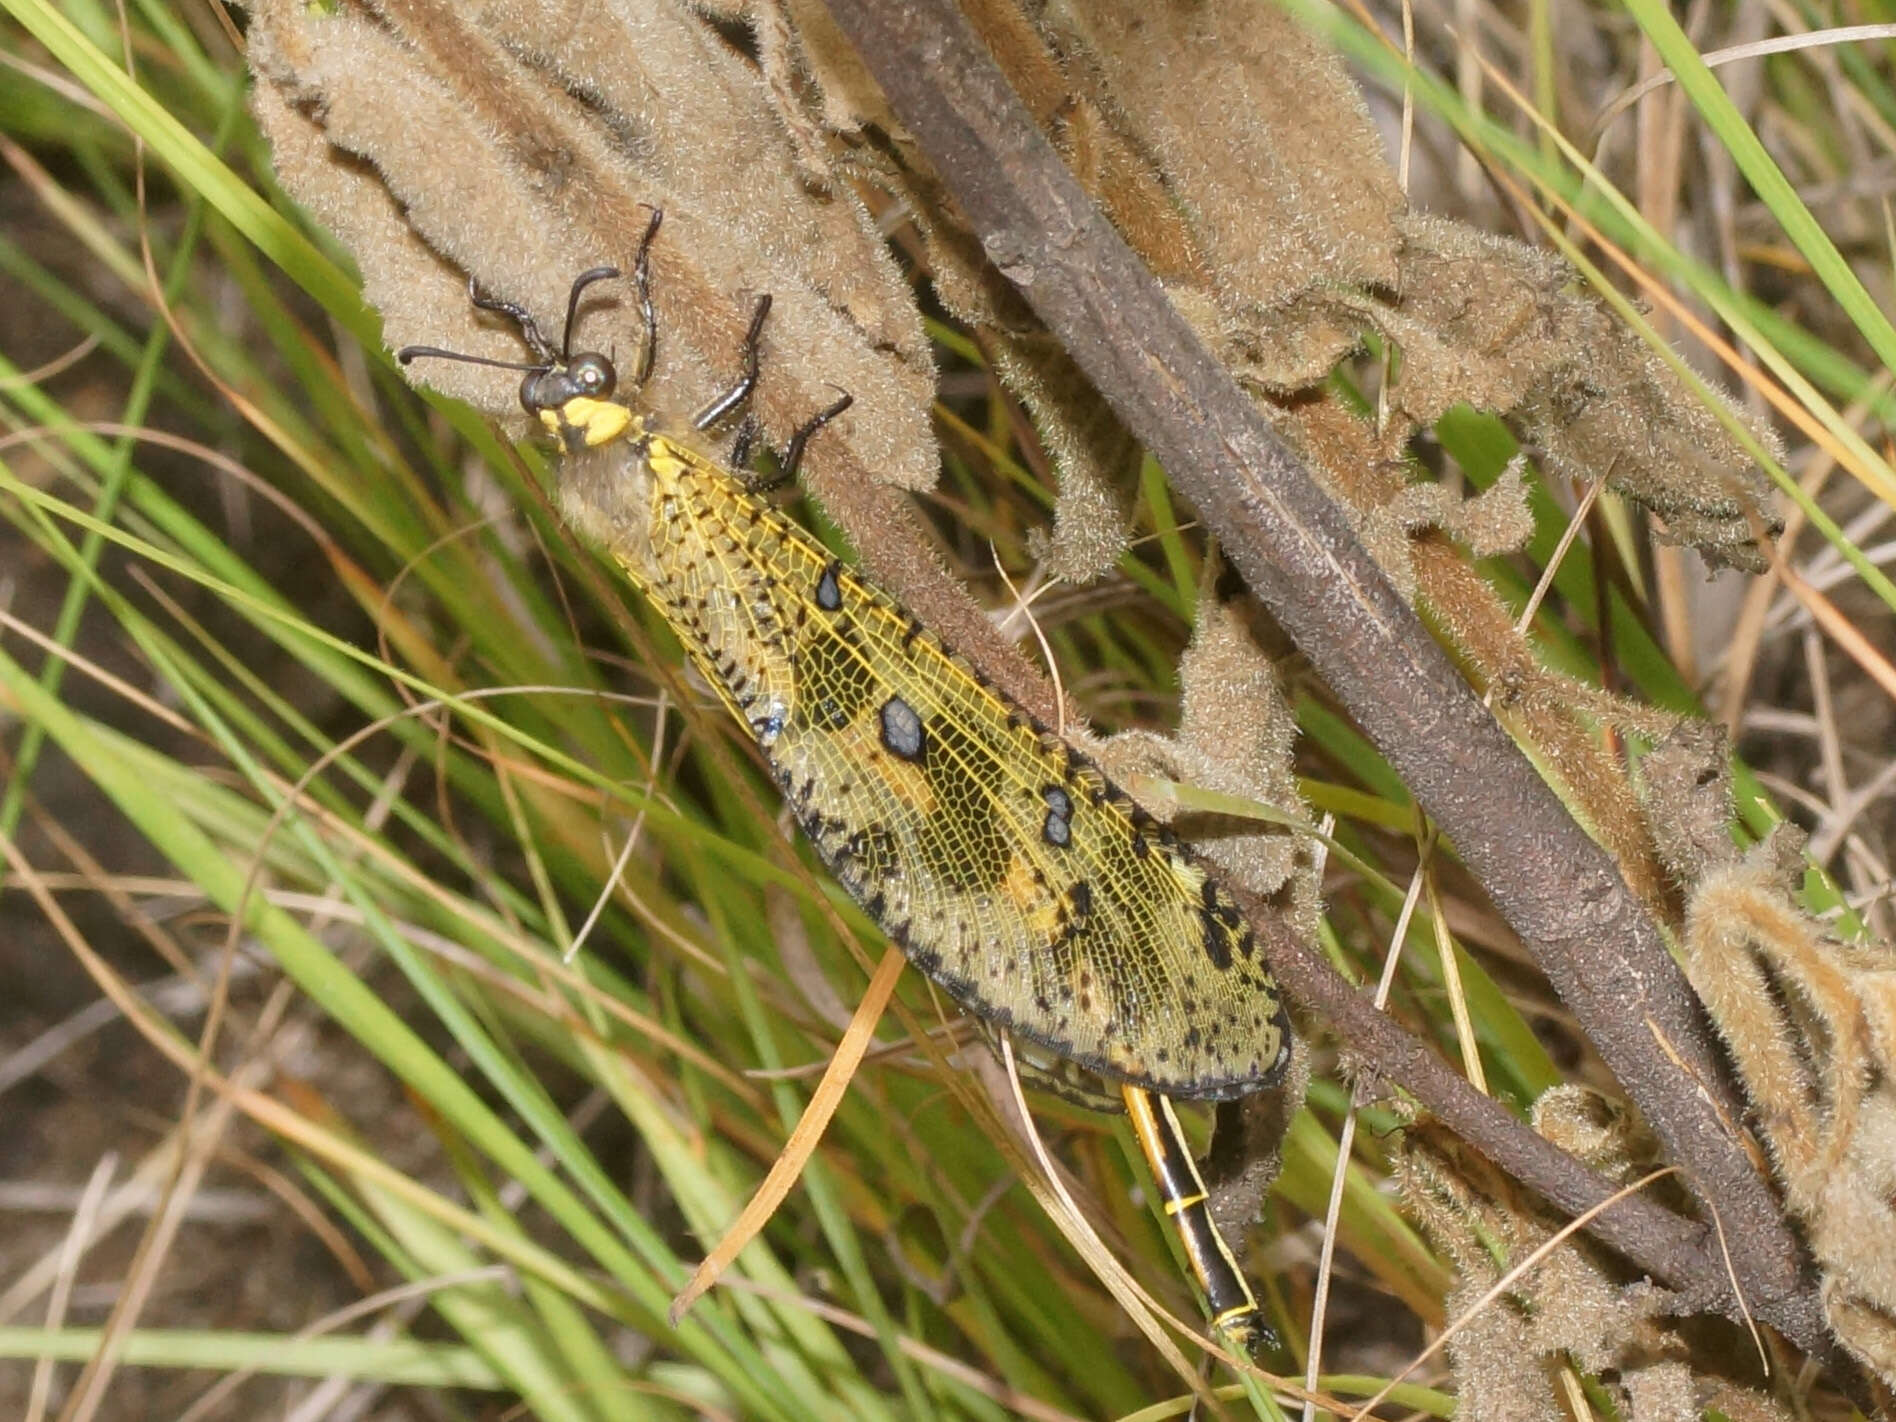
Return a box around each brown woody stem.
[820,0,1833,1362]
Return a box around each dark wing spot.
[1066,879,1093,923]
[879,696,926,762]
[1042,805,1071,848]
[1200,908,1234,971]
[1041,784,1073,848]
[815,560,843,611]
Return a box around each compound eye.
[569,353,617,401]
[519,370,557,416]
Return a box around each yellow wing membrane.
[568,423,1290,1101]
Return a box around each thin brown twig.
[1242,905,1730,1306]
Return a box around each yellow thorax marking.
[542,396,633,448]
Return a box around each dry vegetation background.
[1,1,1894,1420]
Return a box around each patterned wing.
[629,435,1290,1101]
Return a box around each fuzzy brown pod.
[247,0,936,497]
[1399,1118,1792,1422]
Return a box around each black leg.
[629,207,662,388]
[729,412,761,471]
[776,390,853,483]
[471,280,556,364]
[692,294,772,430]
[746,390,852,493]
[557,267,623,357]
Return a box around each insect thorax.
[554,418,664,583]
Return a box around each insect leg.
[558,267,623,361]
[471,280,557,364]
[729,412,762,471]
[1122,1084,1275,1360]
[628,206,663,388]
[692,294,772,430]
[776,391,853,483]
[746,390,854,493]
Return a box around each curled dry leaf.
[1203,1038,1309,1255]
[1642,724,1896,1384]
[1380,215,1784,573]
[1400,1117,1791,1422]
[1531,1083,1661,1188]
[1685,828,1896,1386]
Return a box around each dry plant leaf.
[1361,454,1536,602]
[249,0,936,496]
[1035,0,1403,386]
[1203,1035,1309,1255]
[1400,1118,1790,1422]
[757,0,1780,594]
[1035,7,1778,574]
[1531,1082,1660,1187]
[998,337,1138,584]
[1289,401,1682,912]
[252,0,1083,723]
[1097,602,1318,936]
[1516,291,1783,574]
